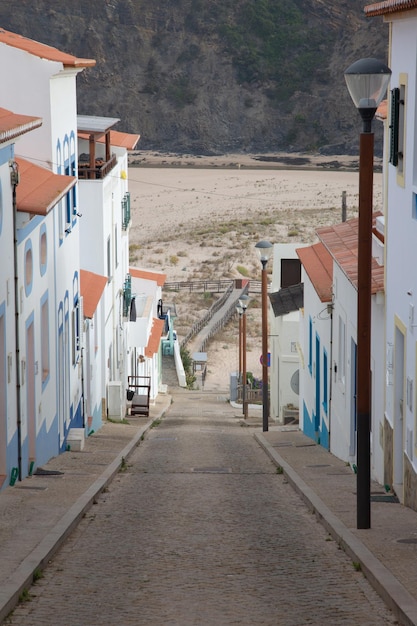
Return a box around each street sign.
[260,352,271,367]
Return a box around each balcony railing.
[122,192,131,230]
[123,274,132,317]
[78,154,117,180]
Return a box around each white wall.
[384,15,417,482]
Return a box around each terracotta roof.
[297,243,333,302]
[15,157,76,215]
[365,0,417,15]
[0,107,42,143]
[78,129,140,150]
[130,268,167,287]
[145,318,165,357]
[376,99,388,121]
[269,283,304,317]
[0,28,95,68]
[317,216,384,294]
[80,269,107,319]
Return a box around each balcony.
[77,115,121,181]
[123,274,132,317]
[78,153,117,180]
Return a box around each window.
[281,258,301,288]
[24,240,33,296]
[308,316,313,375]
[39,225,47,275]
[41,292,50,386]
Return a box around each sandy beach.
[127,152,383,391]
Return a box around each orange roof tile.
[365,0,417,15]
[130,268,167,287]
[80,269,107,319]
[0,28,95,68]
[78,129,140,150]
[297,243,333,302]
[145,318,165,357]
[376,99,388,121]
[317,215,384,294]
[15,157,76,215]
[0,107,42,143]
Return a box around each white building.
[0,108,43,486]
[269,243,306,423]
[0,29,95,482]
[366,0,417,508]
[77,119,140,422]
[297,215,386,484]
[128,268,167,402]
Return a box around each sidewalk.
[255,426,417,626]
[0,395,417,625]
[0,393,171,624]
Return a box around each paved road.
[5,391,396,625]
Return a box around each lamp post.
[236,304,243,385]
[344,58,391,530]
[239,294,250,419]
[255,240,273,432]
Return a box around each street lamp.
[344,58,391,530]
[239,294,250,419]
[236,304,243,385]
[255,240,273,432]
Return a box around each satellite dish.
[290,369,300,395]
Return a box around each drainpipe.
[10,160,22,481]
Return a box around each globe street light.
[255,240,273,432]
[238,294,250,419]
[344,58,391,530]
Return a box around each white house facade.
[269,243,306,423]
[366,0,417,508]
[297,216,386,484]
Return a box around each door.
[349,339,357,457]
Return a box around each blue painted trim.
[17,215,43,245]
[303,401,315,441]
[0,144,13,166]
[0,179,3,236]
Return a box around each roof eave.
[365,0,417,16]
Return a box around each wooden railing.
[78,154,117,180]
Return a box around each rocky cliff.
[0,0,388,155]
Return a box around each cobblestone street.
[5,391,396,625]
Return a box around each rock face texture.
[0,0,388,154]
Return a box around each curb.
[255,433,417,626]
